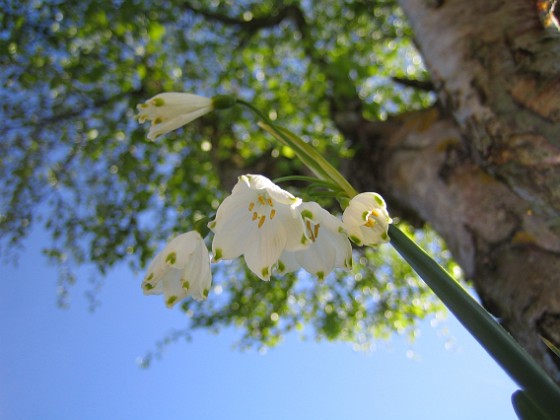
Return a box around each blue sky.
[1,226,517,419]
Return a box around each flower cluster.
[137,92,391,308]
[142,174,391,307]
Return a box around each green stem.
[389,224,560,418]
[236,99,357,199]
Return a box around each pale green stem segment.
[236,98,560,417]
[389,225,560,419]
[236,100,357,200]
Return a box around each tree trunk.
[342,0,560,381]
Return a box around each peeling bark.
[341,0,560,381]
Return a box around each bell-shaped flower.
[342,192,392,246]
[142,231,212,307]
[209,174,310,281]
[278,201,352,280]
[137,92,235,140]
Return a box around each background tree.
[2,0,559,381]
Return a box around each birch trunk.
[343,0,560,381]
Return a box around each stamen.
[306,220,314,240]
[270,209,276,219]
[258,215,266,228]
[267,198,274,207]
[252,212,258,221]
[365,218,376,228]
[258,195,266,205]
[370,209,381,217]
[248,202,255,211]
[314,224,320,239]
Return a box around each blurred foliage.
[1,0,449,349]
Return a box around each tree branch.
[391,76,434,91]
[184,3,305,32]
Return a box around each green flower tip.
[146,272,154,281]
[165,252,176,264]
[374,194,385,207]
[203,288,209,298]
[166,296,178,307]
[301,209,314,219]
[317,271,325,281]
[261,267,270,278]
[349,235,362,246]
[361,211,369,221]
[300,234,308,245]
[153,97,165,106]
[182,280,190,290]
[143,282,154,290]
[211,94,236,110]
[214,248,223,261]
[277,260,286,273]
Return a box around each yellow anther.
[248,202,255,211]
[370,209,380,217]
[270,209,276,219]
[267,198,274,207]
[258,215,266,228]
[252,212,258,221]
[314,224,320,239]
[365,218,376,228]
[258,195,266,205]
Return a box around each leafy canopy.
[1,0,453,352]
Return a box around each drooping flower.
[278,201,352,280]
[142,231,212,307]
[209,174,310,281]
[137,93,235,140]
[342,192,392,246]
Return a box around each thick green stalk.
[389,224,560,418]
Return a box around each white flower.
[342,192,392,246]
[279,201,352,280]
[137,92,214,140]
[142,231,212,307]
[209,174,310,281]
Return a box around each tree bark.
[341,0,560,381]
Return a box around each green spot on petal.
[317,271,325,281]
[182,280,190,290]
[153,97,165,106]
[261,267,270,278]
[349,235,362,245]
[300,234,308,245]
[165,252,177,264]
[374,194,385,206]
[277,260,286,272]
[143,283,154,290]
[381,232,389,241]
[361,211,369,221]
[214,248,222,260]
[146,272,154,281]
[166,296,178,306]
[203,288,209,298]
[301,209,313,219]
